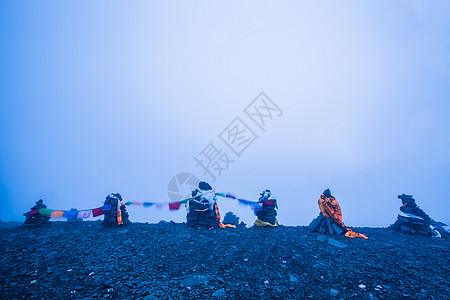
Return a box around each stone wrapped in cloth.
[390,194,449,238]
[23,199,51,226]
[186,181,235,229]
[102,193,131,226]
[254,189,278,227]
[309,189,367,239]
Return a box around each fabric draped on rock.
[309,191,367,239]
[187,188,219,228]
[23,200,51,226]
[254,190,278,226]
[390,202,449,237]
[102,193,131,226]
[187,187,236,228]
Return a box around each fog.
[1,1,449,227]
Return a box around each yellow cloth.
[254,218,279,227]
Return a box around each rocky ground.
[0,221,449,300]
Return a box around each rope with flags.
[26,192,262,220]
[124,192,263,211]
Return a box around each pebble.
[330,289,339,296]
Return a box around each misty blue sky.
[1,1,449,227]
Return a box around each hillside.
[0,221,448,299]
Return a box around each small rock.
[212,288,226,297]
[313,263,325,269]
[328,238,348,249]
[317,235,327,242]
[330,289,339,296]
[290,275,298,282]
[180,275,210,287]
[216,277,225,284]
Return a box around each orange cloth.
[318,195,345,229]
[345,230,368,239]
[117,205,123,225]
[50,210,65,218]
[318,194,368,239]
[214,203,236,229]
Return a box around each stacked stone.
[255,190,278,226]
[102,193,131,226]
[186,182,219,228]
[389,194,433,235]
[23,199,50,226]
[222,211,240,227]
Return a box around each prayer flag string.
[25,191,262,220]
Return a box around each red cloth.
[169,202,181,211]
[265,201,276,206]
[92,207,104,217]
[28,209,39,215]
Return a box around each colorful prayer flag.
[169,202,181,211]
[180,198,190,204]
[38,208,54,217]
[143,202,154,208]
[63,210,78,219]
[225,192,237,199]
[92,207,104,217]
[51,210,64,218]
[102,204,112,211]
[77,210,91,219]
[251,203,263,211]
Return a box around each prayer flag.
[28,209,39,215]
[38,208,54,217]
[180,198,190,204]
[102,204,112,211]
[143,202,154,208]
[226,192,237,199]
[169,202,181,211]
[77,210,91,219]
[251,203,263,211]
[51,210,64,218]
[63,210,78,219]
[92,207,104,217]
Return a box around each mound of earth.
[0,221,448,299]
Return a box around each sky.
[1,1,449,227]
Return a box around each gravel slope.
[0,221,448,299]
